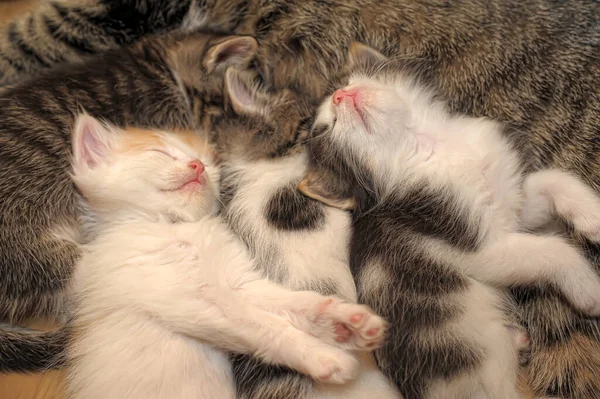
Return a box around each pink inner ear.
[74,116,111,169]
[81,124,102,168]
[217,42,252,65]
[226,70,259,114]
[230,79,255,108]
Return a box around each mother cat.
[2,1,600,397]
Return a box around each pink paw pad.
[366,328,379,337]
[318,299,334,313]
[350,313,364,325]
[334,323,352,343]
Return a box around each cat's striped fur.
[0,0,198,86]
[1,0,600,397]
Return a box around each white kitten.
[299,43,600,399]
[66,114,387,399]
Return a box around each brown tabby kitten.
[3,1,600,397]
[0,29,259,326]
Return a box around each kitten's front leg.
[467,232,600,316]
[136,293,359,384]
[522,169,600,241]
[239,279,387,351]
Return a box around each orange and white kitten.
[66,115,387,399]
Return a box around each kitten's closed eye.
[151,149,177,160]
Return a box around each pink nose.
[333,88,361,106]
[188,160,205,175]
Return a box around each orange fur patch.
[117,127,214,158]
[523,333,600,397]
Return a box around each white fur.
[223,150,401,398]
[66,115,387,399]
[315,70,600,398]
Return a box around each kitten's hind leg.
[239,279,387,351]
[522,169,600,241]
[467,232,600,316]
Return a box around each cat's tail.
[0,323,67,373]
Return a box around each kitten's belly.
[473,157,523,235]
[69,314,234,399]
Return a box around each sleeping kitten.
[0,29,259,326]
[65,113,386,399]
[298,44,600,399]
[213,68,400,398]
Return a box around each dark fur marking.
[8,23,50,69]
[230,355,312,399]
[379,182,482,252]
[43,13,96,54]
[265,184,325,231]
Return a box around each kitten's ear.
[204,36,258,73]
[225,67,269,116]
[348,42,388,69]
[72,114,117,170]
[298,165,357,210]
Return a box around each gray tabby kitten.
[0,29,259,326]
[3,1,600,396]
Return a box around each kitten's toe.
[310,349,359,384]
[569,214,600,242]
[356,313,387,349]
[578,225,600,243]
[564,277,600,317]
[327,302,387,350]
[514,331,531,351]
[576,296,600,317]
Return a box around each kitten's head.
[165,32,262,133]
[298,42,438,211]
[71,114,219,222]
[211,66,316,162]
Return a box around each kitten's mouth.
[162,176,206,192]
[346,104,368,129]
[335,103,370,135]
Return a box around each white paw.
[564,270,600,317]
[571,216,600,242]
[313,298,387,351]
[513,331,531,351]
[307,347,359,384]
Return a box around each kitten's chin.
[180,179,205,193]
[168,200,217,223]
